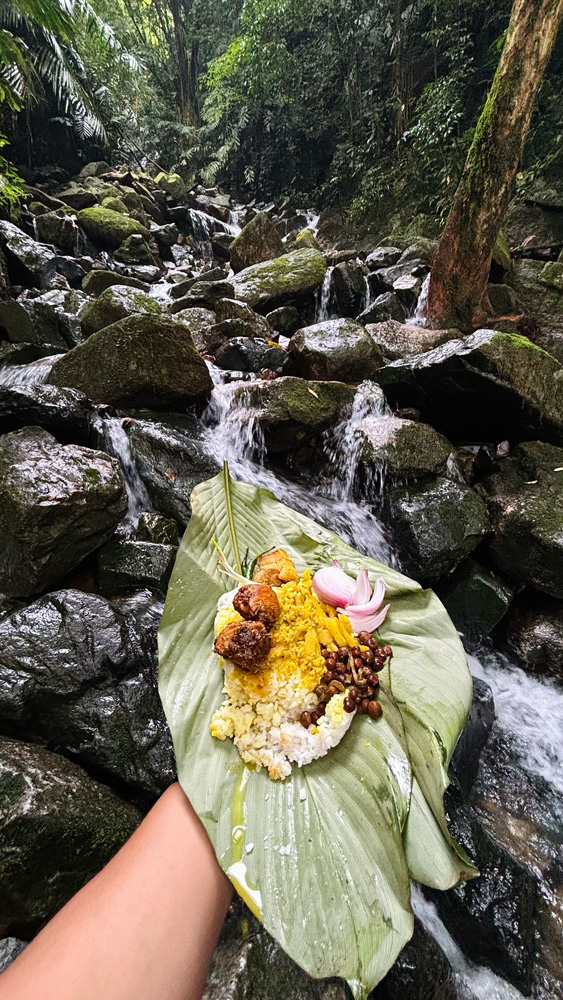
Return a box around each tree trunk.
[169,0,198,126]
[426,0,563,331]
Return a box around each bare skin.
[0,783,233,1000]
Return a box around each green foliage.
[0,133,24,218]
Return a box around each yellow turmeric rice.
[211,570,357,780]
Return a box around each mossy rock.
[229,212,284,273]
[226,376,354,453]
[538,261,563,294]
[77,206,149,251]
[437,559,513,638]
[290,318,384,382]
[137,511,178,545]
[354,415,452,485]
[81,284,162,337]
[233,248,326,311]
[155,172,187,200]
[113,234,155,265]
[82,269,149,297]
[295,228,321,250]
[47,314,212,410]
[376,329,563,444]
[101,195,129,215]
[492,231,512,277]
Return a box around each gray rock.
[168,279,235,312]
[223,376,355,453]
[505,594,563,680]
[215,298,273,339]
[151,223,179,251]
[81,284,162,337]
[477,441,563,598]
[229,212,284,273]
[0,735,140,935]
[0,590,175,797]
[266,305,301,336]
[137,511,178,545]
[233,249,326,311]
[34,211,79,256]
[0,427,127,597]
[55,182,97,210]
[365,320,461,360]
[0,220,57,288]
[374,919,456,1000]
[113,234,155,266]
[376,329,563,444]
[215,337,291,374]
[449,678,496,799]
[290,318,384,382]
[171,306,216,338]
[77,206,149,251]
[393,273,422,307]
[366,247,402,270]
[169,267,226,298]
[47,315,212,409]
[383,477,491,579]
[437,559,514,638]
[77,160,111,178]
[510,258,563,362]
[55,255,87,288]
[0,937,26,973]
[358,291,407,325]
[82,269,149,296]
[125,417,220,527]
[487,283,521,315]
[0,298,68,350]
[98,540,177,595]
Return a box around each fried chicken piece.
[233,584,280,626]
[213,620,271,673]
[252,548,299,588]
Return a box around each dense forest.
[1,0,563,231]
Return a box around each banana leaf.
[158,467,478,997]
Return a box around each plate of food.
[158,464,477,997]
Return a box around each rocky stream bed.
[0,162,563,999]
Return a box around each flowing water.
[94,415,152,524]
[0,356,59,387]
[316,265,334,321]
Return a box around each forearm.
[0,783,233,1000]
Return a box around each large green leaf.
[158,469,478,997]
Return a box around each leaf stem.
[223,461,242,575]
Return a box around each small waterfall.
[227,209,243,234]
[0,356,59,388]
[304,209,320,235]
[201,378,394,564]
[412,886,525,1000]
[187,209,239,241]
[95,415,151,524]
[410,273,430,327]
[316,266,334,322]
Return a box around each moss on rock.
[77,206,149,251]
[233,248,327,310]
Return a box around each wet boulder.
[0,589,175,796]
[215,337,291,375]
[449,678,496,798]
[434,804,537,994]
[34,211,79,256]
[376,330,563,444]
[169,268,226,299]
[477,441,563,598]
[0,427,127,597]
[82,269,149,296]
[0,736,141,936]
[80,284,162,337]
[224,376,355,453]
[124,417,220,527]
[229,211,284,273]
[155,171,186,200]
[168,279,235,312]
[137,511,178,545]
[0,298,70,350]
[505,594,563,679]
[358,291,407,325]
[77,206,150,251]
[266,305,301,336]
[437,559,514,638]
[290,318,384,382]
[383,477,491,580]
[0,383,96,444]
[330,259,366,317]
[47,315,212,409]
[365,320,461,360]
[0,220,57,288]
[0,938,26,973]
[374,918,456,1000]
[366,247,402,269]
[98,540,177,595]
[232,248,326,311]
[353,415,452,486]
